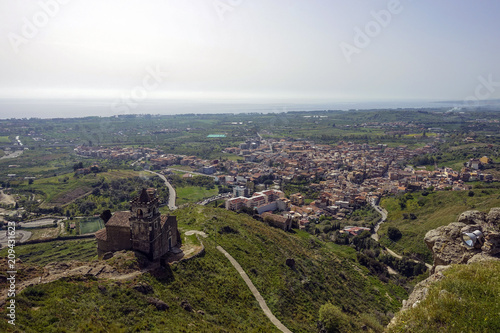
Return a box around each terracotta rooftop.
[106,211,131,227]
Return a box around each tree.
[388,226,402,241]
[73,162,83,171]
[319,303,350,333]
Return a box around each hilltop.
[1,205,407,332]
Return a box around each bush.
[319,303,350,333]
[387,227,402,242]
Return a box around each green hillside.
[0,205,407,332]
[388,261,500,332]
[379,184,500,263]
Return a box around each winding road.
[370,202,432,269]
[217,246,293,333]
[370,202,388,242]
[145,170,177,210]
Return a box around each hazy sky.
[1,0,499,105]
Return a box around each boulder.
[481,232,500,255]
[424,222,478,266]
[132,283,153,295]
[468,252,500,264]
[487,208,500,228]
[457,210,486,225]
[181,300,193,312]
[147,297,169,311]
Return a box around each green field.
[0,136,10,143]
[79,217,105,234]
[379,185,500,262]
[175,186,218,205]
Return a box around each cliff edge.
[388,208,500,330]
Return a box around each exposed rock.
[434,265,451,274]
[102,252,114,260]
[147,297,169,311]
[486,208,500,227]
[424,222,478,267]
[197,310,205,315]
[391,208,500,329]
[180,300,193,312]
[400,270,446,311]
[468,252,500,264]
[482,232,500,255]
[132,283,153,295]
[457,210,486,225]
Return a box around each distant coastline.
[0,98,497,119]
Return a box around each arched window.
[137,209,143,218]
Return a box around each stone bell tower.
[129,188,163,259]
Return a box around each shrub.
[387,227,402,242]
[319,303,350,333]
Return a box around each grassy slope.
[175,186,218,205]
[0,239,98,265]
[0,206,407,332]
[388,261,500,333]
[379,185,500,263]
[29,170,140,206]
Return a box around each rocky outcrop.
[424,208,500,270]
[390,208,500,326]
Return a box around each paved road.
[217,246,293,333]
[198,193,231,206]
[19,218,62,228]
[145,170,177,210]
[0,229,32,248]
[166,168,218,179]
[370,202,388,242]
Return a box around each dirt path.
[386,248,432,270]
[217,246,293,333]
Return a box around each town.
[73,135,495,232]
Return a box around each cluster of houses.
[75,138,497,233]
[219,139,496,231]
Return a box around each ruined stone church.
[96,188,180,260]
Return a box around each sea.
[0,98,486,119]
